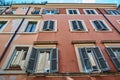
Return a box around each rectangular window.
[0,8,6,14]
[25,21,37,32]
[5,7,17,14]
[106,10,120,15]
[67,9,79,14]
[7,47,29,70]
[42,20,56,31]
[26,48,58,73]
[31,7,40,14]
[84,9,98,14]
[92,20,109,31]
[42,9,59,14]
[70,20,86,31]
[106,47,120,71]
[77,47,109,73]
[0,21,7,32]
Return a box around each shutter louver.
[106,47,120,71]
[105,10,112,15]
[78,48,92,73]
[93,47,110,71]
[93,20,102,30]
[42,9,46,14]
[49,21,54,30]
[43,21,48,30]
[99,21,108,30]
[26,48,38,73]
[50,48,58,73]
[77,21,85,30]
[71,21,78,30]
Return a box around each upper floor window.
[6,47,29,70]
[31,7,40,14]
[0,8,6,14]
[91,20,110,31]
[84,9,98,15]
[69,20,87,31]
[106,10,120,15]
[76,46,109,73]
[5,7,17,14]
[41,20,56,31]
[26,48,58,73]
[0,21,7,32]
[106,47,120,71]
[67,9,80,14]
[24,21,37,32]
[42,9,59,14]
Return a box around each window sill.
[70,30,88,33]
[39,31,57,33]
[94,30,112,33]
[0,70,26,74]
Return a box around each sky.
[5,0,120,5]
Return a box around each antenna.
[41,1,47,4]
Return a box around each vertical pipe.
[0,6,31,62]
[97,8,120,34]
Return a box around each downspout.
[97,8,120,34]
[0,6,31,62]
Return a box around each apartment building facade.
[0,3,120,80]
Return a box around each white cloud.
[82,0,95,3]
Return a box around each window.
[106,47,120,71]
[31,7,40,14]
[67,9,79,14]
[41,20,56,31]
[42,9,59,14]
[84,9,98,14]
[70,20,87,31]
[76,46,109,73]
[6,47,29,70]
[26,48,58,73]
[25,21,37,32]
[0,8,6,14]
[91,20,110,31]
[5,8,17,14]
[0,21,7,32]
[106,10,120,15]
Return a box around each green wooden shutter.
[77,21,85,30]
[106,47,120,71]
[42,9,46,14]
[99,21,108,30]
[93,20,103,30]
[43,21,48,30]
[49,21,55,31]
[71,21,78,31]
[26,48,38,73]
[93,47,110,71]
[50,48,58,73]
[78,48,93,73]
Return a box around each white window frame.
[0,20,9,32]
[90,19,112,31]
[21,20,40,33]
[117,20,120,24]
[69,20,88,32]
[84,9,98,15]
[1,45,32,74]
[74,44,101,73]
[105,9,120,15]
[66,9,80,15]
[40,20,57,32]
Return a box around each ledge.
[34,41,58,45]
[27,72,120,77]
[101,40,120,43]
[71,40,96,44]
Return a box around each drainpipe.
[0,7,31,62]
[97,8,120,34]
